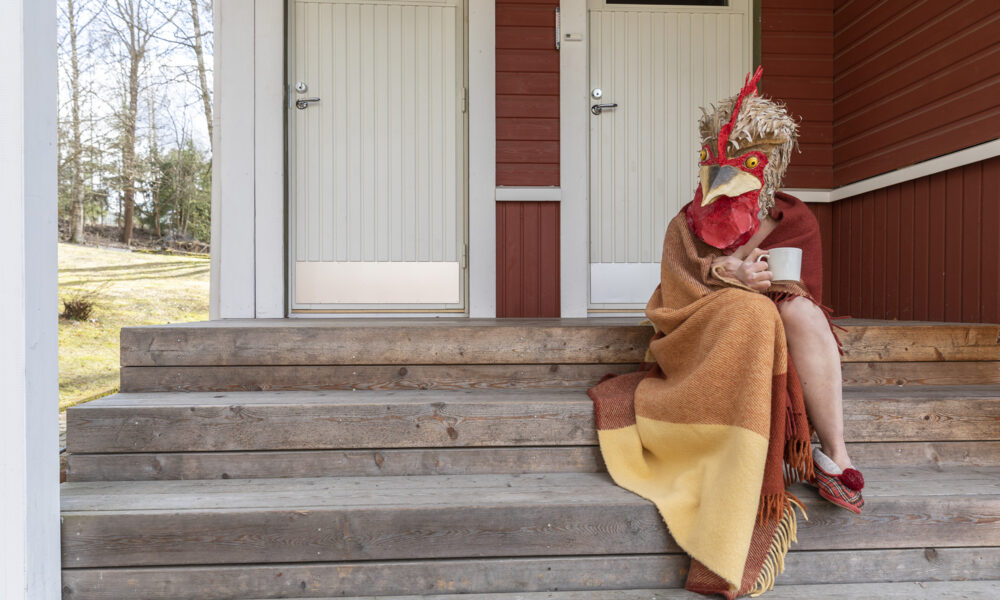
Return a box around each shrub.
[61,296,96,321]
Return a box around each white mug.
[756,247,802,282]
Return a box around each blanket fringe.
[783,438,815,487]
[748,494,808,597]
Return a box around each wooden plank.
[119,364,638,393]
[838,323,1000,362]
[496,72,559,95]
[496,163,559,186]
[846,441,1000,468]
[496,49,558,73]
[120,321,654,367]
[928,172,949,320]
[945,169,965,322]
[59,468,1000,567]
[68,386,1000,453]
[279,582,1000,599]
[66,390,597,453]
[840,362,1000,387]
[119,320,1000,367]
[898,180,915,320]
[58,548,1000,600]
[65,441,1000,483]
[963,162,982,322]
[66,386,1000,453]
[984,157,1000,324]
[65,447,605,482]
[496,117,560,141]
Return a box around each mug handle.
[755,253,769,263]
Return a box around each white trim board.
[468,0,496,318]
[0,0,61,596]
[786,138,1000,203]
[495,186,561,202]
[212,0,286,319]
[559,0,589,318]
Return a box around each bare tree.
[102,0,175,244]
[59,0,97,243]
[188,0,213,150]
[156,0,214,151]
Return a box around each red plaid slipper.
[809,447,865,514]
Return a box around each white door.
[588,0,753,308]
[290,0,466,313]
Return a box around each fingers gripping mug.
[756,247,803,282]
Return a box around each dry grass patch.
[59,243,209,409]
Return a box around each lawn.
[58,243,210,410]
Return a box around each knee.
[779,296,827,334]
[737,290,781,323]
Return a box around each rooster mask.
[685,67,798,253]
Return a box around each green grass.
[58,243,210,410]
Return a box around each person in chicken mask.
[589,68,863,598]
[688,68,864,513]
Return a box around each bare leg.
[778,296,852,470]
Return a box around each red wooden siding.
[760,0,834,189]
[805,202,834,306]
[495,0,561,317]
[496,0,560,186]
[833,0,1000,186]
[827,156,1000,323]
[496,202,561,317]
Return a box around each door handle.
[591,103,618,115]
[296,97,320,110]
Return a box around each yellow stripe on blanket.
[598,419,769,587]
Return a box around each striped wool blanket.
[589,194,821,598]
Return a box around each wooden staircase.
[61,319,1000,599]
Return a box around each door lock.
[591,103,618,115]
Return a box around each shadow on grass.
[61,267,211,287]
[60,260,208,274]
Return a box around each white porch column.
[211,0,285,319]
[0,0,61,597]
[560,0,590,317]
[468,0,497,318]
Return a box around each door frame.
[284,0,490,317]
[560,0,756,317]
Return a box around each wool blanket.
[589,192,821,598]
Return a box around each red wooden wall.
[833,0,1000,186]
[828,156,1000,323]
[496,0,561,317]
[496,202,561,318]
[760,0,834,189]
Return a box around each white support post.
[468,0,497,318]
[212,0,261,319]
[0,0,61,597]
[560,0,590,317]
[254,0,287,318]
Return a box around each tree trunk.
[67,0,86,243]
[190,0,213,150]
[119,43,140,244]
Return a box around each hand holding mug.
[739,248,773,290]
[712,249,772,291]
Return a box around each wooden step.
[120,319,1000,367]
[60,467,1000,568]
[65,441,1000,482]
[258,582,1000,600]
[66,386,1000,454]
[119,360,1000,393]
[60,548,1000,600]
